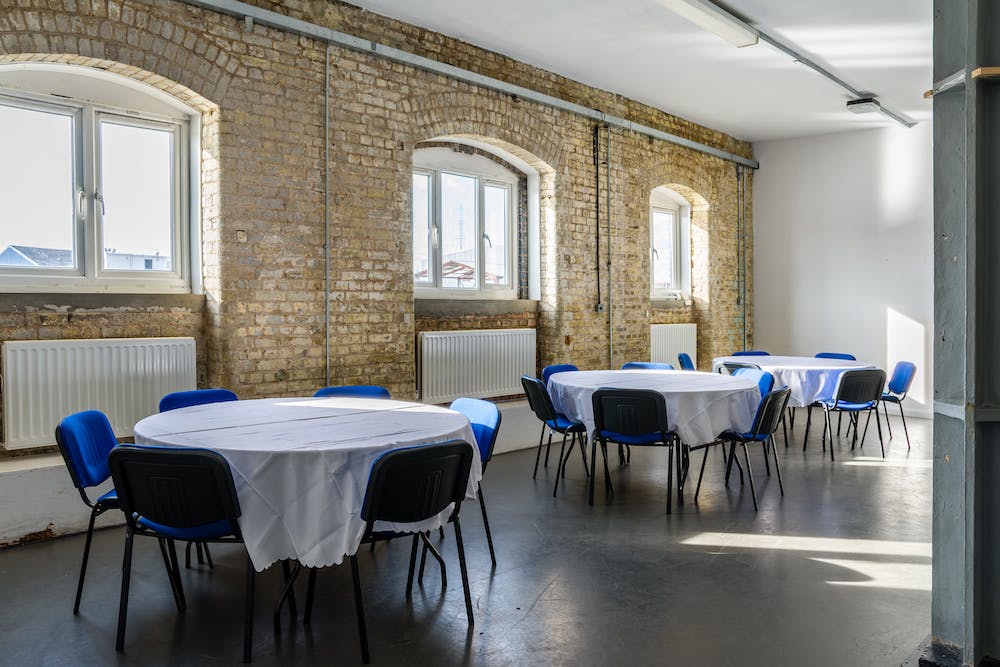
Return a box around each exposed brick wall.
[0,0,755,452]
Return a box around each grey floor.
[0,408,931,666]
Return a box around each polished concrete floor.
[0,409,931,666]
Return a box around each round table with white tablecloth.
[133,396,479,571]
[712,355,875,407]
[547,369,760,445]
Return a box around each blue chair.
[159,388,239,568]
[815,352,857,360]
[621,361,674,370]
[302,441,476,663]
[534,364,579,474]
[159,388,238,412]
[732,367,775,396]
[542,363,578,385]
[54,410,121,614]
[449,398,502,567]
[692,387,792,511]
[732,350,770,356]
[677,352,696,371]
[881,361,917,449]
[812,369,887,460]
[521,375,588,494]
[108,445,255,663]
[590,388,679,512]
[314,385,391,399]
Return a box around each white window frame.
[413,149,517,300]
[649,187,691,301]
[0,86,192,293]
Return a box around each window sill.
[650,296,691,310]
[0,292,205,311]
[415,298,538,318]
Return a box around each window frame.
[650,204,681,295]
[413,154,517,300]
[0,87,191,294]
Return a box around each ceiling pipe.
[179,0,759,169]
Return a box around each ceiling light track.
[667,0,915,129]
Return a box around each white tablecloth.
[134,397,479,571]
[712,355,875,408]
[547,370,759,445]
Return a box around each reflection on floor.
[0,408,931,666]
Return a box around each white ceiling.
[345,0,932,143]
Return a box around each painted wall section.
[752,124,933,416]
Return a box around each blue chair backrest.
[314,385,391,399]
[733,368,775,396]
[815,352,857,360]
[55,410,118,489]
[888,361,917,395]
[542,363,578,385]
[159,388,238,412]
[450,397,502,466]
[732,350,770,356]
[621,362,674,370]
[677,353,695,371]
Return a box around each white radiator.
[418,328,536,404]
[651,324,697,368]
[2,337,197,450]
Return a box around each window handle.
[482,232,492,248]
[77,189,87,221]
[431,226,439,248]
[651,248,659,260]
[94,191,106,215]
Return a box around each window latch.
[94,191,106,215]
[77,189,87,221]
[482,232,492,248]
[651,248,659,260]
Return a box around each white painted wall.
[753,124,933,417]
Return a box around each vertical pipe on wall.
[606,123,614,368]
[736,164,747,351]
[593,125,602,311]
[324,42,331,386]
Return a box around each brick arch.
[0,55,218,114]
[402,90,564,173]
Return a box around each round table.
[547,369,759,445]
[134,396,479,571]
[712,355,875,407]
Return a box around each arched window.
[0,64,198,293]
[650,186,692,300]
[412,147,519,299]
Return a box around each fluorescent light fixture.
[847,97,882,114]
[658,0,759,48]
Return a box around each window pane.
[412,172,432,284]
[440,172,477,289]
[483,185,509,286]
[651,209,676,290]
[0,104,75,268]
[100,120,174,271]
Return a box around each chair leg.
[532,425,546,479]
[349,555,370,664]
[742,443,758,511]
[666,445,673,515]
[166,539,187,611]
[552,432,570,497]
[157,538,184,612]
[837,412,843,436]
[771,436,784,496]
[588,436,598,506]
[875,407,886,458]
[304,569,317,624]
[859,410,872,449]
[761,437,771,476]
[825,410,835,462]
[453,517,475,627]
[478,482,497,568]
[781,413,789,448]
[802,405,813,450]
[724,441,736,486]
[600,442,613,495]
[401,535,418,596]
[243,554,255,664]
[274,562,302,636]
[185,540,193,569]
[543,431,554,468]
[898,401,911,449]
[280,560,297,619]
[418,532,447,589]
[675,443,684,507]
[73,506,99,614]
[694,447,710,502]
[202,542,214,569]
[577,433,590,477]
[115,527,135,652]
[883,400,893,437]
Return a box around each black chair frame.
[521,375,589,495]
[108,446,255,663]
[804,369,887,461]
[692,387,791,511]
[299,441,475,664]
[590,388,680,513]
